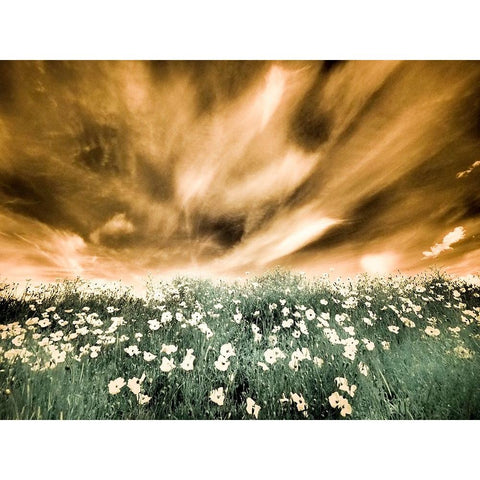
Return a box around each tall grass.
[1,269,479,419]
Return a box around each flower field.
[1,270,479,420]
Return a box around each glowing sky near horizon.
[0,60,479,283]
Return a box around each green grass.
[1,269,479,419]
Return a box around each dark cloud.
[298,188,397,253]
[0,164,78,231]
[195,213,246,248]
[74,116,125,174]
[321,60,348,73]
[134,155,175,202]
[0,61,16,113]
[290,100,331,152]
[288,64,332,152]
[188,60,268,114]
[148,60,269,115]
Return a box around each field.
[1,269,479,420]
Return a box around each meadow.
[1,269,479,420]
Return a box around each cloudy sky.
[0,60,479,284]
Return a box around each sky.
[0,60,479,284]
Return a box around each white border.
[1,420,478,478]
[1,1,479,59]
[1,2,478,478]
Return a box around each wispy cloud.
[1,61,480,281]
[456,160,480,179]
[90,213,135,245]
[422,226,466,258]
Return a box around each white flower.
[266,334,277,346]
[264,349,277,365]
[273,347,286,359]
[425,326,440,337]
[198,323,213,339]
[329,392,352,417]
[313,356,324,367]
[288,347,310,370]
[320,299,328,305]
[26,317,39,326]
[233,312,243,323]
[296,320,309,336]
[51,349,66,364]
[343,326,355,336]
[257,361,269,371]
[335,377,357,397]
[160,344,178,355]
[220,343,236,359]
[108,377,126,395]
[191,312,202,324]
[50,330,63,342]
[362,338,375,351]
[388,326,400,334]
[300,347,311,360]
[160,357,176,372]
[214,355,230,371]
[290,392,308,412]
[143,351,157,362]
[400,317,416,328]
[90,346,101,358]
[358,362,369,376]
[137,393,151,405]
[448,326,461,335]
[124,345,141,356]
[282,318,294,328]
[148,319,161,331]
[328,391,342,408]
[453,345,474,359]
[209,387,225,406]
[180,349,195,371]
[305,309,316,320]
[246,397,261,418]
[340,400,352,417]
[76,326,89,336]
[127,374,145,395]
[12,335,25,347]
[381,340,390,350]
[279,393,290,404]
[161,311,173,324]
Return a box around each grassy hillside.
[1,270,479,419]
